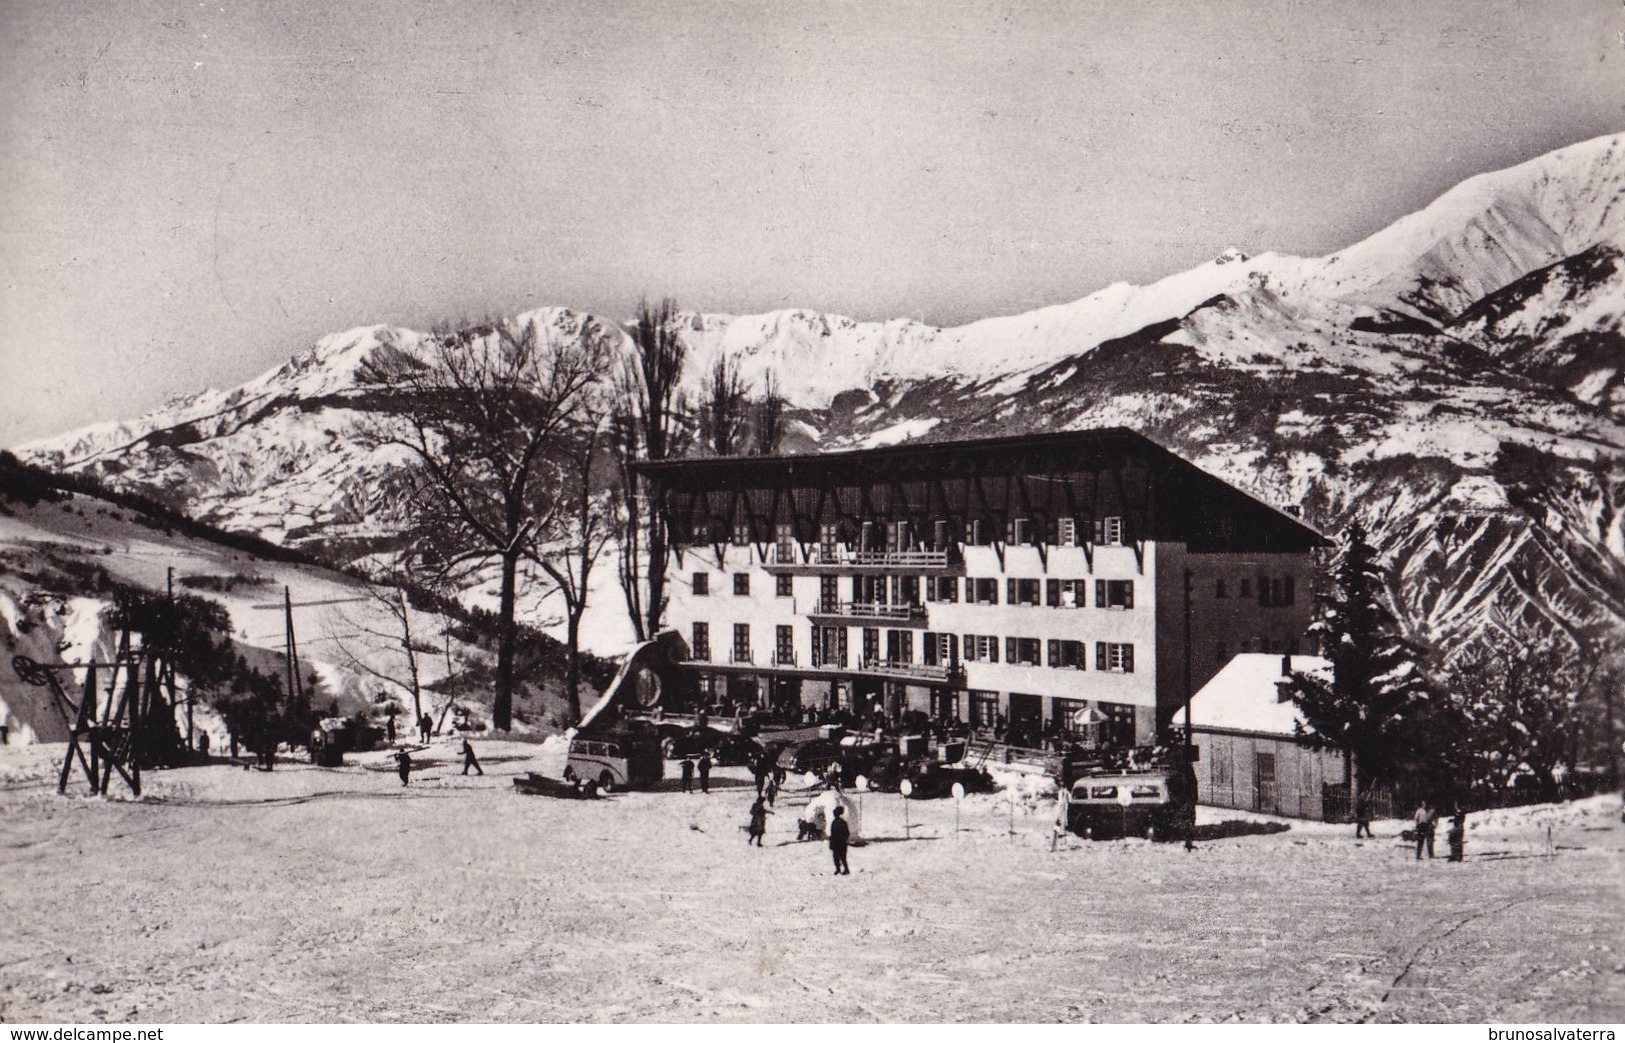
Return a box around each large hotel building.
[635,429,1325,746]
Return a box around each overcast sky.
[1,0,1619,445]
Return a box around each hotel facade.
[635,429,1325,747]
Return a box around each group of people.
[393,737,483,786]
[1353,797,1467,861]
[677,753,713,793]
[745,794,849,874]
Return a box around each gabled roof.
[1189,654,1332,737]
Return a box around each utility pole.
[1183,566,1195,852]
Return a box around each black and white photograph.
[0,0,1621,1028]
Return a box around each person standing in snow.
[1446,809,1467,862]
[765,772,779,806]
[1413,800,1436,859]
[829,805,851,875]
[1354,797,1373,839]
[697,752,712,794]
[396,749,413,787]
[747,797,770,846]
[680,757,694,793]
[460,738,482,776]
[386,713,397,745]
[419,712,433,745]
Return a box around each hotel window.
[734,573,751,596]
[691,622,710,661]
[1010,518,1033,545]
[922,632,956,666]
[1214,578,1227,598]
[927,575,959,603]
[862,627,881,663]
[1005,637,1042,666]
[1097,516,1124,546]
[930,692,960,721]
[1238,578,1252,599]
[1095,642,1135,673]
[731,523,750,547]
[1261,576,1296,607]
[732,624,752,664]
[969,691,999,729]
[692,572,709,596]
[1047,639,1087,670]
[774,625,794,665]
[775,574,794,598]
[1096,579,1134,610]
[1046,579,1087,608]
[969,578,999,605]
[774,524,795,564]
[819,576,839,611]
[818,523,840,562]
[1007,578,1041,606]
[885,629,913,664]
[1057,517,1078,547]
[962,634,1000,663]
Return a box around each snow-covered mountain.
[17,133,1625,653]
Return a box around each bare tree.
[326,583,430,722]
[613,297,688,642]
[698,352,749,457]
[531,421,614,724]
[750,368,786,456]
[358,316,611,730]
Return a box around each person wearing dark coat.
[697,753,712,794]
[680,757,695,793]
[1446,810,1467,862]
[419,713,433,744]
[1413,801,1436,859]
[460,738,483,776]
[829,806,851,875]
[396,749,413,786]
[747,797,770,846]
[386,714,397,744]
[1354,797,1373,838]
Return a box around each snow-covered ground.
[1,740,1620,1023]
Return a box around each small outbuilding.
[1188,654,1347,820]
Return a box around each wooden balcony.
[807,600,929,629]
[762,546,963,576]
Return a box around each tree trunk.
[565,607,583,726]
[644,488,667,639]
[494,551,519,731]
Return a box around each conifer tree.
[1286,522,1432,793]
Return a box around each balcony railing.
[858,657,965,683]
[770,546,956,569]
[812,600,926,621]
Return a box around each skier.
[1413,800,1436,860]
[747,797,771,846]
[460,738,483,776]
[1446,809,1467,862]
[829,805,851,875]
[680,757,694,793]
[396,749,413,787]
[1354,796,1373,839]
[697,752,712,794]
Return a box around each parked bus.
[563,729,663,792]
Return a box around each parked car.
[902,761,995,800]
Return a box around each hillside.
[14,133,1625,655]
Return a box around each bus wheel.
[563,766,575,782]
[599,771,615,793]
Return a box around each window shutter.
[1096,642,1107,671]
[1123,582,1134,610]
[1093,518,1104,544]
[1284,576,1295,606]
[923,633,937,666]
[989,637,999,663]
[1257,575,1269,607]
[1006,578,1016,604]
[1047,639,1060,666]
[1005,637,1016,663]
[1095,579,1106,608]
[1123,645,1134,673]
[1046,579,1060,607]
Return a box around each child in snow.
[829,805,851,875]
[747,797,771,846]
[460,738,482,776]
[1446,810,1466,862]
[396,749,413,786]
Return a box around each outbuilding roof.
[1188,654,1332,738]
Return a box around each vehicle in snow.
[563,729,663,792]
[1064,747,1197,840]
[901,760,995,799]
